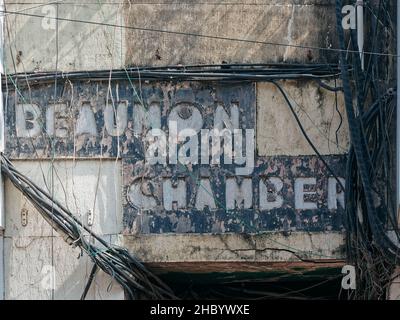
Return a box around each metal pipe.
[397,0,400,227]
[0,0,4,228]
[0,0,4,301]
[0,233,3,300]
[356,0,364,70]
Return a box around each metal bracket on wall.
[87,209,93,227]
[21,208,28,227]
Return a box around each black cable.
[335,0,399,300]
[336,0,394,255]
[2,63,343,89]
[334,78,343,146]
[271,80,345,192]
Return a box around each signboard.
[5,80,346,233]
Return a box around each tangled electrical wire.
[335,0,399,299]
[0,154,176,300]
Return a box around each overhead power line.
[0,9,397,58]
[2,2,341,5]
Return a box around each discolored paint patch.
[123,1,339,66]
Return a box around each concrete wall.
[0,231,4,299]
[1,0,349,299]
[5,1,125,73]
[4,0,339,73]
[4,160,124,299]
[257,81,348,156]
[123,232,344,263]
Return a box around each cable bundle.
[335,0,399,299]
[2,63,341,87]
[0,154,176,300]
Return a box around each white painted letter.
[127,181,157,210]
[104,100,128,136]
[226,178,252,209]
[295,178,317,210]
[75,102,97,136]
[46,103,69,138]
[328,177,345,210]
[163,179,186,211]
[259,177,283,210]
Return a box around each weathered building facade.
[0,0,353,299]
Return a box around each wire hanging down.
[335,0,399,300]
[0,154,176,300]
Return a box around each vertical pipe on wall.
[356,0,364,70]
[0,0,5,301]
[397,0,400,227]
[0,235,3,300]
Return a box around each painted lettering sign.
[5,80,346,233]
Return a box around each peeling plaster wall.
[4,1,126,73]
[4,0,338,72]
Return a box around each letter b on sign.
[341,265,356,290]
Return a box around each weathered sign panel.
[5,81,254,158]
[123,156,346,234]
[4,80,346,234]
